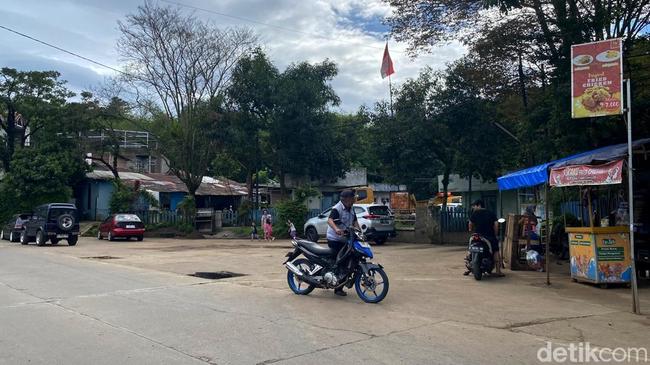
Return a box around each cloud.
[1,0,466,112]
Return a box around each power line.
[158,0,397,54]
[0,24,127,77]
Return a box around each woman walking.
[261,209,275,241]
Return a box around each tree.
[117,1,257,204]
[226,49,279,202]
[385,0,650,68]
[268,60,346,198]
[0,114,89,218]
[367,72,445,198]
[0,68,72,172]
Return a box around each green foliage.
[177,195,197,216]
[275,199,309,239]
[109,180,159,214]
[0,68,73,172]
[145,221,195,235]
[293,185,320,203]
[109,180,135,213]
[382,0,650,185]
[0,134,88,221]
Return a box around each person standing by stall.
[467,200,505,277]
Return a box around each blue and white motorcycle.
[283,224,389,303]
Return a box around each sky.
[0,0,466,112]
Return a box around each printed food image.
[596,49,621,62]
[580,86,611,111]
[572,54,593,66]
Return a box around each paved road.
[1,238,648,364]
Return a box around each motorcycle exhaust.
[285,262,304,277]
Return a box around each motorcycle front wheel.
[287,258,316,295]
[355,267,389,303]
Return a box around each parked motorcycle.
[283,223,389,303]
[465,218,506,281]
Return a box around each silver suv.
[303,204,396,245]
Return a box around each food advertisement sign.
[571,39,623,118]
[596,233,632,283]
[569,233,596,281]
[550,160,624,187]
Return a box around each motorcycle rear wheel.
[472,254,483,281]
[287,258,316,295]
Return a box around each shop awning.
[552,138,650,168]
[496,140,650,191]
[497,149,606,190]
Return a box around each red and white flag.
[380,43,395,79]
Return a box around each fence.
[438,207,470,232]
[132,210,194,226]
[221,209,280,227]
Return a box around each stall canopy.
[497,138,650,191]
[552,138,650,168]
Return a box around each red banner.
[571,39,623,118]
[550,160,624,187]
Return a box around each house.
[77,170,248,220]
[82,129,169,174]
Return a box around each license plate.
[469,246,483,253]
[56,234,68,238]
[380,219,389,224]
[126,225,136,229]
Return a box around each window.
[356,189,368,200]
[115,214,141,222]
[354,207,365,215]
[368,206,390,216]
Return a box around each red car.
[98,214,145,241]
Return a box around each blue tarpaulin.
[497,139,650,191]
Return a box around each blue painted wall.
[169,192,185,211]
[79,180,114,221]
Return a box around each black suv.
[21,203,80,246]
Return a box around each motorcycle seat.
[296,239,334,256]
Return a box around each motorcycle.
[465,218,506,281]
[465,234,495,280]
[283,223,389,303]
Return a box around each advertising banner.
[571,39,623,118]
[550,160,623,187]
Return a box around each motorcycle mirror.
[498,218,506,224]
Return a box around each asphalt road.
[1,237,649,364]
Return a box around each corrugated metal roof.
[86,170,247,196]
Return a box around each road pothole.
[82,256,122,260]
[188,271,245,280]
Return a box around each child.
[264,215,275,241]
[250,222,258,240]
[287,219,297,239]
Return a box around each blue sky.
[0,0,465,112]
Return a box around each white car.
[303,204,396,245]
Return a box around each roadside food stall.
[550,160,632,285]
[548,140,650,288]
[497,139,650,287]
[496,146,617,280]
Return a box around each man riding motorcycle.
[465,199,505,277]
[326,189,362,296]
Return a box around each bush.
[177,195,197,216]
[110,179,159,214]
[275,199,308,239]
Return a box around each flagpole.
[389,73,394,117]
